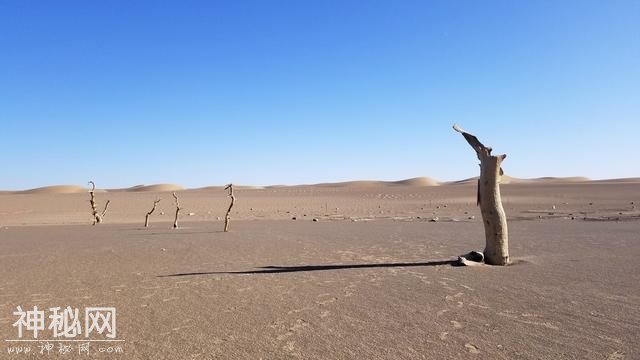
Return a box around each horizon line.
[2,175,639,193]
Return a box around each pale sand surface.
[0,180,639,359]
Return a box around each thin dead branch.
[101,200,110,218]
[224,184,235,232]
[172,192,181,229]
[145,198,161,227]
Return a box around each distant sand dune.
[391,177,441,186]
[313,177,440,188]
[592,177,640,184]
[234,185,266,190]
[446,176,591,185]
[192,186,225,191]
[524,176,590,183]
[449,177,479,185]
[193,185,265,191]
[19,185,87,194]
[4,176,640,194]
[120,184,185,192]
[314,180,382,188]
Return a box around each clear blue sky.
[1,1,638,189]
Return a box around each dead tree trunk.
[145,198,161,227]
[453,124,509,265]
[172,192,181,229]
[224,184,235,232]
[89,181,99,225]
[88,181,110,225]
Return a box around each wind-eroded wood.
[88,181,110,225]
[145,198,161,227]
[89,181,99,225]
[172,192,181,229]
[453,124,509,265]
[101,200,111,219]
[224,184,235,232]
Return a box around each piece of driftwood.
[145,198,161,227]
[453,124,509,265]
[224,184,235,232]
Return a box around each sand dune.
[391,177,440,186]
[11,183,185,194]
[18,185,87,194]
[193,185,265,191]
[120,184,185,192]
[5,176,640,195]
[592,177,640,184]
[313,180,384,188]
[192,185,225,191]
[312,177,440,188]
[447,175,591,185]
[448,177,479,185]
[524,176,590,183]
[234,185,266,190]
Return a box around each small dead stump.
[172,192,182,229]
[224,184,235,232]
[145,198,161,227]
[88,181,110,225]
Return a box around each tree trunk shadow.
[159,259,459,277]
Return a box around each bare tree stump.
[88,181,99,225]
[145,198,161,227]
[172,192,181,229]
[88,181,110,225]
[453,124,509,265]
[224,184,235,232]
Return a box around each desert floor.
[0,180,639,359]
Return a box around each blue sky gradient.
[1,1,638,189]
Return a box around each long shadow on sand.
[159,259,457,277]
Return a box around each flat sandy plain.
[1,177,639,359]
